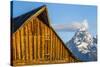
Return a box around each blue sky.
[12,1,97,43]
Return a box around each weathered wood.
[11,7,79,66]
[12,34,16,61]
[16,30,21,60]
[28,22,33,61]
[20,27,25,60]
[25,24,29,61]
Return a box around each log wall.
[11,17,78,66]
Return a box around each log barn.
[11,4,79,66]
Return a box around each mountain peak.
[66,30,97,61]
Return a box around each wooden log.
[16,30,21,60]
[24,24,29,61]
[28,22,33,61]
[20,27,25,60]
[12,34,16,61]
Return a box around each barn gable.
[11,5,80,66]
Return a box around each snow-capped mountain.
[67,29,97,61]
[52,19,97,61]
[72,30,93,54]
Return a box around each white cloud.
[52,19,88,32]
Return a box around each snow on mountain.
[67,29,97,61]
[73,30,93,54]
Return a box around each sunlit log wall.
[11,15,78,66]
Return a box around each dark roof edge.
[12,5,47,34]
[13,5,46,19]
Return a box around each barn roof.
[11,5,50,33]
